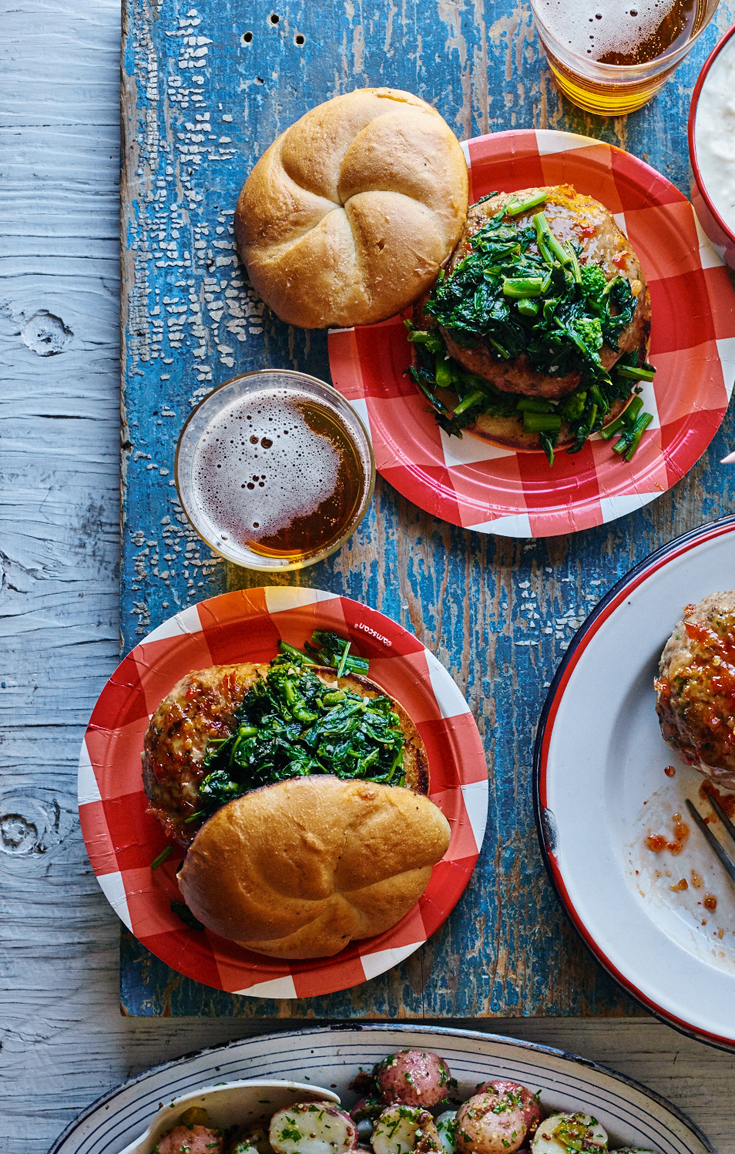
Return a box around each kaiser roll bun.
[177,776,451,958]
[234,87,469,329]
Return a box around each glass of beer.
[175,370,375,572]
[531,0,720,115]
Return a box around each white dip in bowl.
[694,31,735,236]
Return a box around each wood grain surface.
[120,0,735,1019]
[2,2,735,1152]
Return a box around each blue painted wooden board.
[120,0,735,1016]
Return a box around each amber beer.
[531,0,719,115]
[176,371,374,572]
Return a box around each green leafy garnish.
[407,196,654,464]
[277,630,370,675]
[279,1126,304,1144]
[197,658,405,811]
[151,844,173,870]
[555,1116,607,1154]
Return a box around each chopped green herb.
[151,844,173,870]
[279,1125,303,1143]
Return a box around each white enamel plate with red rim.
[535,515,735,1048]
[329,129,735,538]
[79,587,488,999]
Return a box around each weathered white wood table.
[1,2,733,1151]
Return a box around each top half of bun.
[234,88,469,329]
[176,776,452,956]
[178,775,451,914]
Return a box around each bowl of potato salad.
[50,1026,714,1154]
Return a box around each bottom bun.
[177,776,451,959]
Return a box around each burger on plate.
[142,643,450,958]
[409,184,654,465]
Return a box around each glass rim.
[530,0,720,78]
[174,368,376,572]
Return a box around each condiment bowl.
[118,1078,340,1154]
[689,24,735,269]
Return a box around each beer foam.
[191,388,342,546]
[535,0,678,58]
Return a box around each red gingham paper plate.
[328,129,735,538]
[78,587,488,999]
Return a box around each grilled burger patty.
[441,184,651,401]
[143,662,429,845]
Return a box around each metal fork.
[685,795,735,887]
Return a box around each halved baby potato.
[269,1101,358,1154]
[372,1106,442,1154]
[435,1110,458,1154]
[455,1090,528,1154]
[532,1113,608,1154]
